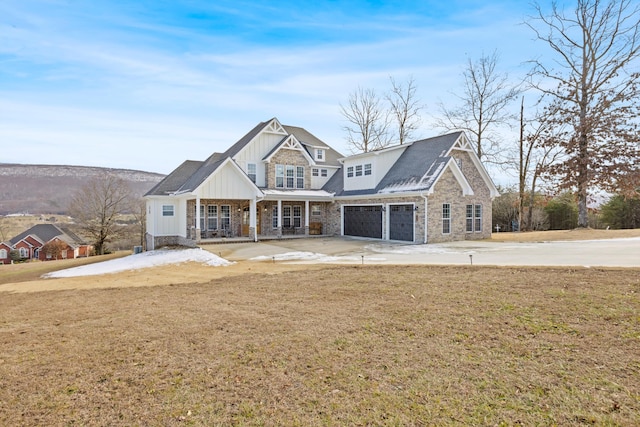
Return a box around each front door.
[242,207,260,237]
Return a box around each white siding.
[374,148,406,185]
[310,168,338,189]
[147,197,188,237]
[233,132,286,187]
[194,161,259,199]
[343,147,407,191]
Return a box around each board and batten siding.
[194,161,260,200]
[147,197,189,237]
[233,132,287,188]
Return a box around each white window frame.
[272,206,278,228]
[293,205,302,228]
[465,204,483,233]
[311,205,321,216]
[208,205,218,230]
[247,163,257,183]
[364,163,372,176]
[442,203,451,234]
[283,205,292,228]
[196,205,205,230]
[0,249,7,259]
[286,165,295,188]
[220,205,231,231]
[321,169,328,177]
[312,168,319,177]
[347,166,354,178]
[19,247,28,258]
[296,166,304,189]
[276,164,284,188]
[475,204,482,232]
[316,149,325,161]
[355,165,363,176]
[162,205,174,217]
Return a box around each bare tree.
[0,217,7,242]
[434,50,520,164]
[68,172,133,255]
[518,96,566,230]
[340,87,391,153]
[41,239,68,260]
[527,0,640,227]
[386,76,422,144]
[129,198,147,249]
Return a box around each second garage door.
[343,205,382,239]
[389,204,414,242]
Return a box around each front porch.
[188,196,334,244]
[197,232,332,245]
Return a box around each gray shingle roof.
[375,132,461,194]
[145,160,205,196]
[145,119,343,197]
[9,224,88,247]
[284,125,343,166]
[323,132,463,196]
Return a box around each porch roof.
[261,189,334,201]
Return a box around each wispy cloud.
[0,0,536,181]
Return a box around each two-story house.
[144,117,498,250]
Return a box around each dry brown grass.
[1,263,638,426]
[491,228,640,242]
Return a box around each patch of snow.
[43,248,233,278]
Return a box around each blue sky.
[1,1,548,180]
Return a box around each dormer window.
[316,149,325,161]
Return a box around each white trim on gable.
[192,157,264,199]
[449,133,474,152]
[262,134,316,165]
[263,118,288,135]
[446,133,500,199]
[423,158,474,196]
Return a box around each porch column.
[195,197,201,242]
[250,198,257,242]
[277,199,283,236]
[304,200,310,235]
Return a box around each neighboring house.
[0,241,11,265]
[0,224,93,264]
[144,117,499,250]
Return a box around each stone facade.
[327,150,494,244]
[426,150,492,243]
[329,196,425,243]
[147,233,196,250]
[184,198,335,239]
[266,149,312,189]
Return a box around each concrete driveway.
[204,236,640,268]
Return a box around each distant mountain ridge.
[0,163,165,215]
